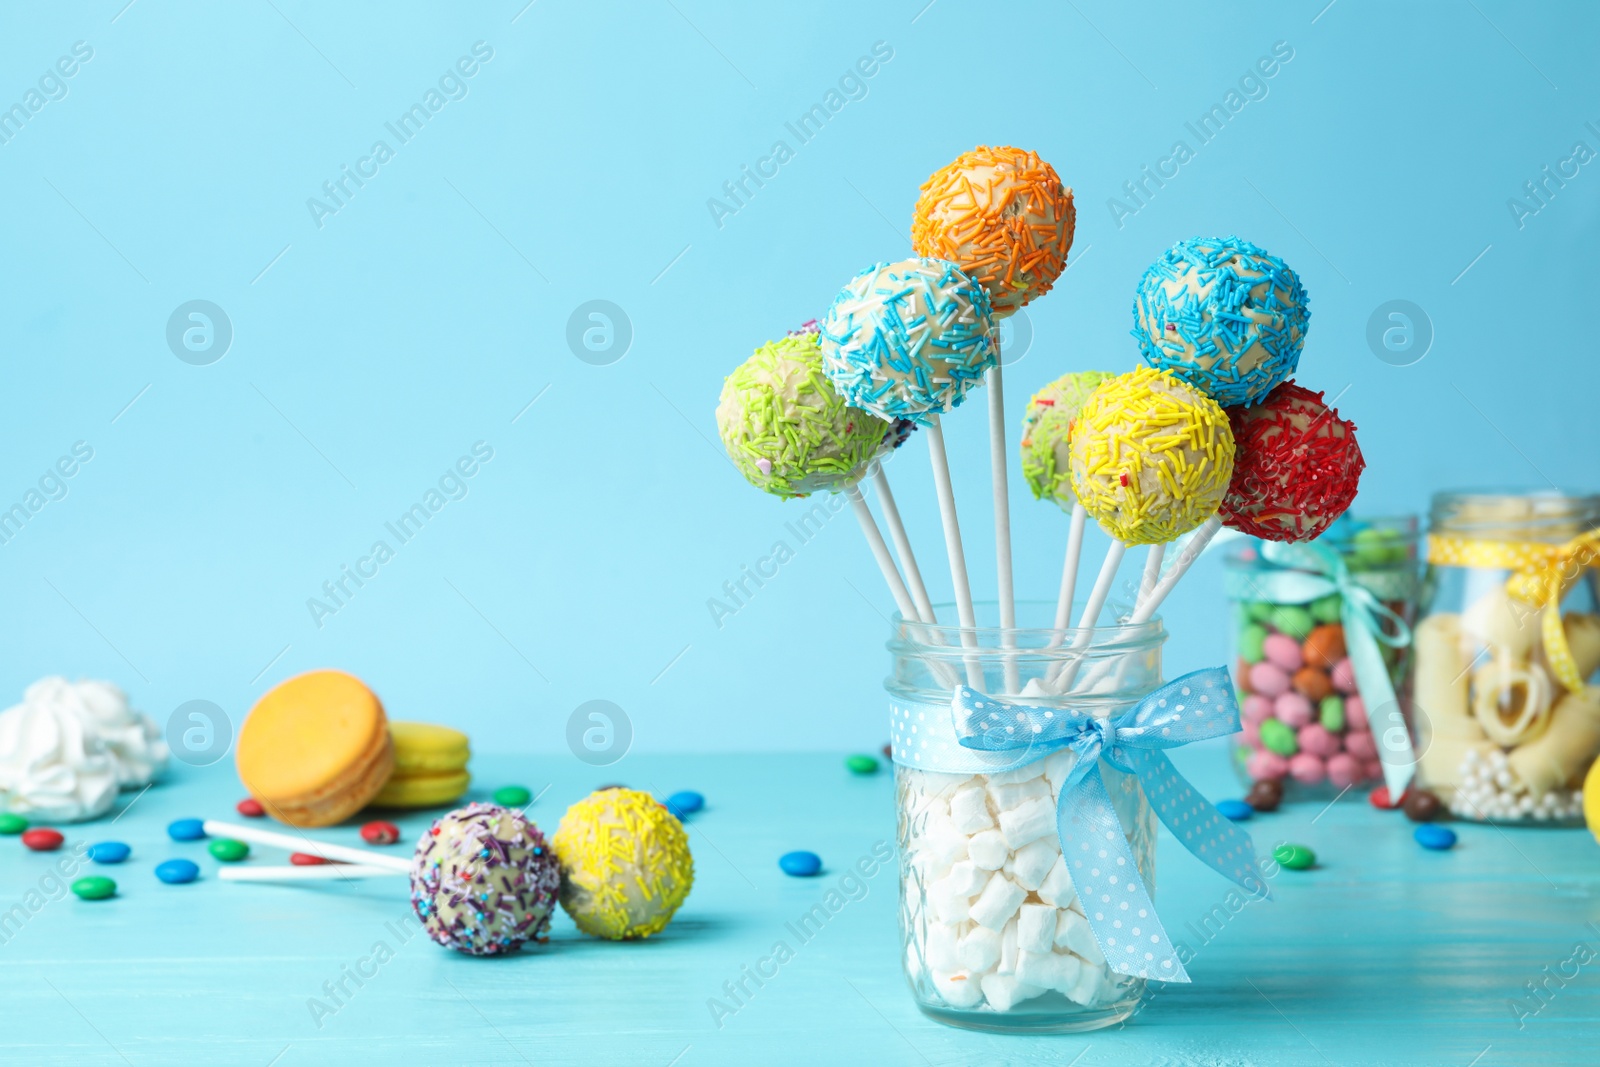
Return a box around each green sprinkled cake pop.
[717,333,894,499]
[1019,370,1115,510]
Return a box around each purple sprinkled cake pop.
[409,802,561,956]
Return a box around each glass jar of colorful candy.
[1412,491,1600,823]
[1228,516,1420,802]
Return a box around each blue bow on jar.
[951,667,1269,983]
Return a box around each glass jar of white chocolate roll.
[1412,491,1600,822]
[887,603,1163,1032]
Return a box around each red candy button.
[289,852,329,866]
[236,798,266,818]
[22,828,64,852]
[1369,786,1397,809]
[360,820,401,846]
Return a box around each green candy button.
[208,838,249,863]
[72,876,117,900]
[1246,601,1275,623]
[845,754,880,775]
[493,785,533,807]
[1274,843,1316,870]
[1239,623,1267,664]
[1319,695,1346,732]
[0,813,28,835]
[1259,718,1299,757]
[1310,594,1343,624]
[1269,605,1315,641]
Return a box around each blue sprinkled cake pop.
[819,257,997,424]
[1131,236,1309,407]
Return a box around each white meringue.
[0,677,168,822]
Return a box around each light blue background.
[2,0,1596,756]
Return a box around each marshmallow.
[1008,837,1060,891]
[969,874,1026,930]
[987,774,1051,811]
[984,762,1045,786]
[939,860,989,899]
[1037,854,1075,907]
[949,783,994,834]
[930,880,972,924]
[958,925,1001,971]
[979,972,1044,1012]
[998,916,1019,973]
[925,920,961,972]
[1064,959,1110,1007]
[1055,908,1104,964]
[933,970,985,1009]
[968,828,1008,870]
[1044,748,1078,796]
[923,826,970,866]
[1016,903,1056,955]
[998,795,1057,849]
[1016,948,1084,994]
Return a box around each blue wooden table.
[2,747,1595,1066]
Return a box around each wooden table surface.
[2,747,1595,1066]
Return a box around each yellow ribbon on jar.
[1427,529,1600,693]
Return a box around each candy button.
[779,851,822,877]
[1258,719,1298,757]
[845,754,880,775]
[880,742,893,761]
[1269,606,1314,641]
[290,852,329,866]
[1403,788,1443,823]
[0,812,28,835]
[88,841,131,864]
[1273,843,1316,870]
[1414,824,1457,850]
[21,828,64,852]
[1262,633,1303,672]
[1238,623,1267,664]
[1318,695,1346,732]
[168,818,206,841]
[72,876,117,901]
[360,821,401,846]
[1368,785,1397,809]
[1244,778,1283,812]
[665,791,705,818]
[236,798,266,818]
[1310,594,1343,624]
[492,786,532,807]
[208,838,249,862]
[1216,799,1254,821]
[154,859,200,884]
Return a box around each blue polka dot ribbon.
[950,667,1270,983]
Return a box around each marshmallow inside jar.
[889,602,1166,1032]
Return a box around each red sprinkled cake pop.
[1219,382,1364,542]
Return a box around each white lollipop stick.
[986,363,1019,693]
[872,465,936,624]
[1051,502,1088,635]
[1137,542,1167,607]
[1129,513,1224,625]
[846,485,918,624]
[925,415,983,688]
[201,819,413,873]
[219,864,406,882]
[1049,539,1128,690]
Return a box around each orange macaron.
[236,670,394,828]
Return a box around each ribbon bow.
[951,667,1268,983]
[1429,529,1600,694]
[1224,539,1417,797]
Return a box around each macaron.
[236,670,394,828]
[371,721,472,809]
[371,769,472,809]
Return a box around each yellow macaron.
[390,721,470,774]
[371,769,472,808]
[236,670,394,828]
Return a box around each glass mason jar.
[1226,516,1420,799]
[1413,491,1600,822]
[887,601,1164,1033]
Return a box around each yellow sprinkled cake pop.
[552,788,694,940]
[1068,366,1235,545]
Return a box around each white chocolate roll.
[1470,658,1553,747]
[1460,584,1542,662]
[1507,686,1600,797]
[1413,613,1482,797]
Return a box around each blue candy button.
[1414,824,1457,850]
[666,791,704,818]
[88,841,131,864]
[1216,799,1254,822]
[167,818,206,842]
[779,850,822,877]
[154,859,200,884]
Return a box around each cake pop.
[819,257,997,424]
[1132,236,1309,407]
[408,803,562,955]
[911,146,1075,316]
[717,333,896,499]
[553,788,694,940]
[1068,366,1236,545]
[1219,382,1365,542]
[1020,370,1116,510]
